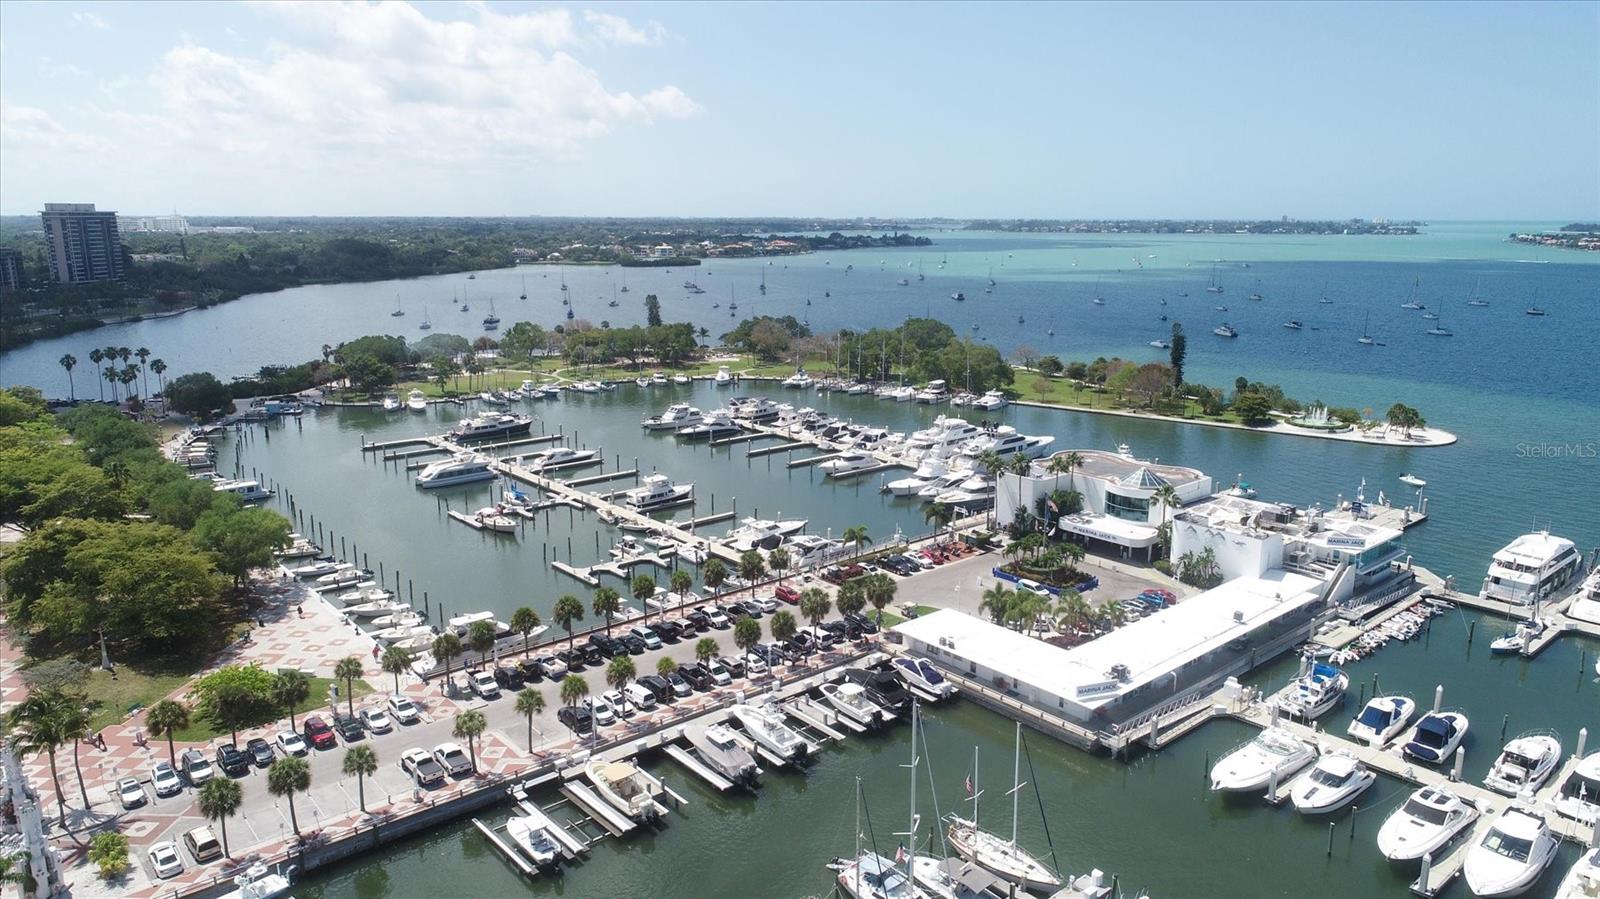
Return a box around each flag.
[964,774,973,796]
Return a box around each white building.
[895,568,1326,729]
[1479,532,1583,605]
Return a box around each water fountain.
[1289,403,1348,432]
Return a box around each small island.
[965,217,1424,235]
[1510,224,1600,251]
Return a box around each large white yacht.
[415,452,496,488]
[448,412,532,441]
[971,389,1009,411]
[783,533,845,567]
[903,416,984,458]
[1484,732,1563,796]
[1556,847,1600,899]
[960,426,1054,465]
[1565,568,1600,626]
[1553,751,1600,828]
[724,517,808,552]
[933,474,995,507]
[914,380,949,403]
[1209,727,1318,792]
[1480,531,1584,605]
[642,403,704,431]
[1463,805,1559,897]
[624,474,694,511]
[1279,662,1349,720]
[820,452,878,479]
[1376,785,1480,861]
[520,446,599,472]
[675,410,741,441]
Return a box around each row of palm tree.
[60,346,167,404]
[978,582,1116,637]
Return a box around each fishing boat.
[1209,727,1318,792]
[585,759,662,822]
[890,656,958,701]
[381,394,402,412]
[819,681,893,729]
[1212,323,1239,338]
[1484,731,1562,796]
[1289,753,1376,814]
[1463,805,1559,897]
[714,366,734,386]
[344,599,408,618]
[688,724,759,789]
[729,700,810,765]
[1376,786,1480,862]
[624,474,693,512]
[946,728,1061,893]
[1402,711,1470,764]
[505,810,559,867]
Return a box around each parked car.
[588,633,622,658]
[399,747,445,787]
[183,825,223,863]
[783,633,818,658]
[717,655,747,679]
[844,611,879,635]
[742,653,769,677]
[686,609,712,631]
[387,695,421,725]
[151,761,183,797]
[432,742,472,776]
[775,585,801,604]
[556,648,588,671]
[750,594,780,614]
[332,713,366,742]
[750,643,786,668]
[628,626,662,650]
[214,744,250,777]
[619,634,647,655]
[623,682,658,711]
[148,840,184,878]
[302,716,336,750]
[665,670,693,698]
[536,655,569,680]
[806,625,841,649]
[578,643,606,666]
[245,737,275,767]
[115,776,146,809]
[704,659,733,686]
[705,607,731,629]
[492,665,524,690]
[557,705,594,735]
[467,669,501,699]
[636,674,673,704]
[359,707,394,734]
[588,696,617,726]
[679,662,714,690]
[516,658,546,683]
[722,603,751,622]
[671,614,699,635]
[652,619,683,642]
[179,748,215,786]
[821,564,865,585]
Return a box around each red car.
[302,715,337,750]
[775,585,800,604]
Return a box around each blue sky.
[2,1,1596,219]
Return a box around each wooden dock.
[746,440,811,458]
[568,469,639,487]
[788,452,843,469]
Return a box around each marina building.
[40,203,126,284]
[895,567,1328,729]
[994,447,1214,562]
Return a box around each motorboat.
[381,394,401,412]
[914,380,950,404]
[478,391,509,407]
[344,599,408,618]
[885,385,917,402]
[406,388,428,412]
[688,724,759,789]
[971,390,1008,411]
[369,610,425,630]
[819,682,892,729]
[1377,785,1480,862]
[1526,306,1547,316]
[274,537,322,560]
[505,810,560,867]
[212,478,275,504]
[1347,696,1416,747]
[783,534,845,568]
[216,863,293,899]
[933,474,995,507]
[415,452,496,488]
[833,852,928,899]
[728,396,781,423]
[1209,727,1318,792]
[675,411,741,441]
[714,366,734,386]
[917,471,974,500]
[642,403,704,431]
[315,567,370,589]
[724,517,808,552]
[1490,619,1546,654]
[1283,320,1303,330]
[1289,753,1376,814]
[891,656,957,701]
[568,380,602,394]
[904,417,985,457]
[820,452,878,478]
[672,374,691,385]
[375,623,434,644]
[1480,531,1583,606]
[1399,473,1427,487]
[521,447,600,472]
[1149,339,1170,348]
[1552,751,1600,827]
[1213,323,1239,338]
[624,475,694,512]
[1556,848,1600,899]
[1279,662,1348,720]
[1463,805,1559,897]
[469,506,519,533]
[1402,711,1470,764]
[1484,732,1562,796]
[782,370,815,389]
[449,413,533,441]
[336,583,394,605]
[728,700,810,765]
[1564,569,1600,626]
[585,760,661,822]
[290,560,346,579]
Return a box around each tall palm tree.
[767,547,791,586]
[736,551,766,597]
[454,710,488,773]
[975,449,1006,476]
[510,606,542,657]
[630,574,657,622]
[381,645,413,693]
[558,674,589,709]
[842,525,872,557]
[88,348,105,400]
[60,702,93,811]
[145,699,190,768]
[103,366,120,403]
[6,693,74,826]
[592,586,621,635]
[267,757,311,836]
[798,589,832,659]
[552,595,585,648]
[863,573,897,624]
[701,558,728,595]
[979,584,1015,625]
[1046,451,1084,477]
[342,746,378,813]
[669,569,694,604]
[694,637,719,665]
[770,610,797,646]
[59,354,77,401]
[1150,483,1182,526]
[198,778,243,856]
[430,632,464,686]
[605,656,636,719]
[271,670,311,731]
[515,688,545,752]
[116,346,131,367]
[150,358,168,396]
[924,501,955,542]
[135,347,151,398]
[333,656,363,718]
[120,367,138,401]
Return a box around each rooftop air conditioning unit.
[1232,610,1245,623]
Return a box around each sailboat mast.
[906,701,919,882]
[854,776,864,896]
[1011,722,1022,844]
[972,746,980,825]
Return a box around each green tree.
[694,637,719,664]
[453,709,487,772]
[1168,323,1187,386]
[193,505,292,588]
[552,594,585,648]
[1232,392,1274,425]
[342,745,379,813]
[198,777,243,857]
[165,372,233,419]
[605,655,636,717]
[88,348,105,400]
[836,580,868,618]
[737,550,766,594]
[923,502,955,541]
[669,569,694,601]
[381,645,414,693]
[842,525,872,556]
[193,664,278,741]
[89,832,129,879]
[798,589,831,656]
[510,606,542,657]
[656,657,678,677]
[631,574,657,620]
[467,619,498,666]
[592,586,622,634]
[334,656,364,718]
[559,674,590,708]
[515,688,546,752]
[6,693,75,826]
[271,670,311,731]
[59,354,77,401]
[979,584,1015,625]
[431,632,464,685]
[267,757,311,836]
[145,699,190,768]
[644,294,662,327]
[701,558,728,594]
[767,547,791,585]
[733,617,761,658]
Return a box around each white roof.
[894,570,1323,711]
[1494,532,1576,565]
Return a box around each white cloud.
[0,101,101,151]
[71,10,110,30]
[583,10,665,46]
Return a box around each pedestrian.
[257,617,265,628]
[297,604,304,618]
[372,644,380,660]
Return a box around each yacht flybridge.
[624,474,694,512]
[1480,531,1583,605]
[448,412,533,441]
[642,403,704,431]
[1280,662,1349,720]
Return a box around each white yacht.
[783,534,845,568]
[891,656,957,701]
[1552,751,1600,828]
[212,478,275,503]
[1209,727,1318,792]
[675,410,740,441]
[1213,323,1239,338]
[624,475,693,512]
[915,380,950,404]
[782,370,815,389]
[1463,805,1559,897]
[933,474,995,507]
[344,599,408,618]
[469,506,518,533]
[728,396,781,422]
[381,394,401,412]
[216,863,293,899]
[729,700,810,765]
[917,471,975,501]
[688,724,759,789]
[819,682,893,729]
[291,560,346,579]
[724,517,808,552]
[1377,785,1480,862]
[1289,753,1376,814]
[904,417,985,457]
[505,810,560,867]
[713,366,734,386]
[1565,569,1600,626]
[369,610,424,630]
[315,566,369,590]
[375,623,434,644]
[1556,847,1600,899]
[520,446,599,472]
[449,412,533,441]
[274,536,322,561]
[884,458,951,497]
[1480,531,1583,605]
[406,388,428,412]
[642,404,704,431]
[1402,711,1470,765]
[820,452,878,478]
[1280,662,1348,720]
[568,380,602,394]
[1347,695,1416,747]
[960,426,1054,464]
[415,453,496,488]
[1484,732,1563,796]
[884,385,917,402]
[585,760,661,822]
[971,390,1008,411]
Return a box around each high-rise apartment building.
[40,203,126,284]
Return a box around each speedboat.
[724,517,808,552]
[1209,727,1317,792]
[1280,662,1348,720]
[344,599,407,618]
[1484,732,1562,796]
[819,682,892,729]
[1282,320,1303,330]
[891,656,958,701]
[1463,805,1558,897]
[1399,473,1427,487]
[1213,323,1239,338]
[971,390,1008,411]
[820,452,878,478]
[1402,711,1470,764]
[1149,339,1170,348]
[642,403,704,431]
[369,610,425,629]
[1289,753,1376,814]
[713,366,734,386]
[586,760,661,822]
[375,623,434,644]
[449,413,533,441]
[945,817,1060,894]
[415,452,496,488]
[521,446,600,472]
[381,394,401,412]
[688,724,759,789]
[406,388,427,412]
[783,534,844,568]
[335,583,393,605]
[274,537,322,560]
[290,559,345,579]
[1555,847,1600,899]
[216,863,293,899]
[1347,695,1416,747]
[1377,785,1481,862]
[729,700,810,765]
[315,567,370,590]
[505,810,560,867]
[782,371,815,389]
[675,411,741,441]
[624,475,693,512]
[1552,750,1600,827]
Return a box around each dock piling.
[1451,747,1464,782]
[1419,852,1432,889]
[1577,727,1588,760]
[1349,806,1357,840]
[1500,714,1509,746]
[1326,821,1335,856]
[1433,684,1443,713]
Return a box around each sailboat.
[1358,312,1376,345]
[986,267,996,288]
[419,307,432,330]
[391,296,405,317]
[917,261,925,281]
[759,267,767,295]
[1249,279,1264,301]
[482,298,500,330]
[1206,264,1224,293]
[1425,319,1454,337]
[560,268,568,293]
[620,268,629,293]
[946,725,1060,893]
[519,276,527,300]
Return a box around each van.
[623,682,658,711]
[183,825,222,863]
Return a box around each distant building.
[118,213,189,234]
[40,203,126,284]
[0,248,23,292]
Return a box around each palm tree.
[770,610,798,647]
[842,525,872,557]
[605,655,636,719]
[267,757,311,836]
[198,778,243,856]
[837,579,867,622]
[733,618,761,661]
[59,354,78,401]
[1054,589,1090,634]
[737,550,766,596]
[135,347,151,398]
[342,745,379,813]
[515,688,546,752]
[1006,453,1032,476]
[453,710,487,773]
[60,701,92,811]
[559,674,589,709]
[116,346,131,367]
[6,694,74,826]
[120,367,138,401]
[272,670,311,731]
[467,619,497,666]
[702,558,728,595]
[923,502,955,542]
[145,699,190,768]
[150,358,168,396]
[380,645,413,693]
[979,584,1015,625]
[799,589,831,658]
[863,573,897,624]
[104,366,120,403]
[694,637,719,665]
[592,586,622,634]
[510,606,542,657]
[656,657,678,679]
[88,348,105,400]
[333,657,363,718]
[431,632,464,686]
[1047,451,1084,477]
[767,547,791,586]
[630,574,657,622]
[669,569,694,604]
[974,449,1006,476]
[552,595,585,648]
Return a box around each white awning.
[1056,514,1159,548]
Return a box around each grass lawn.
[1009,374,1239,423]
[169,677,376,743]
[876,604,939,629]
[81,664,193,733]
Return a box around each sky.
[1,1,1596,220]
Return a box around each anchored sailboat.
[946,725,1060,893]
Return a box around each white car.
[151,761,183,797]
[115,776,146,809]
[706,607,731,629]
[180,748,215,786]
[387,695,421,724]
[276,731,309,756]
[753,595,780,613]
[467,669,501,699]
[147,841,184,879]
[589,696,618,726]
[743,653,769,677]
[359,708,394,734]
[432,742,473,777]
[705,660,732,686]
[399,747,446,787]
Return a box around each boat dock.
[471,817,539,878]
[784,697,853,739]
[507,787,593,859]
[661,743,736,792]
[557,779,638,838]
